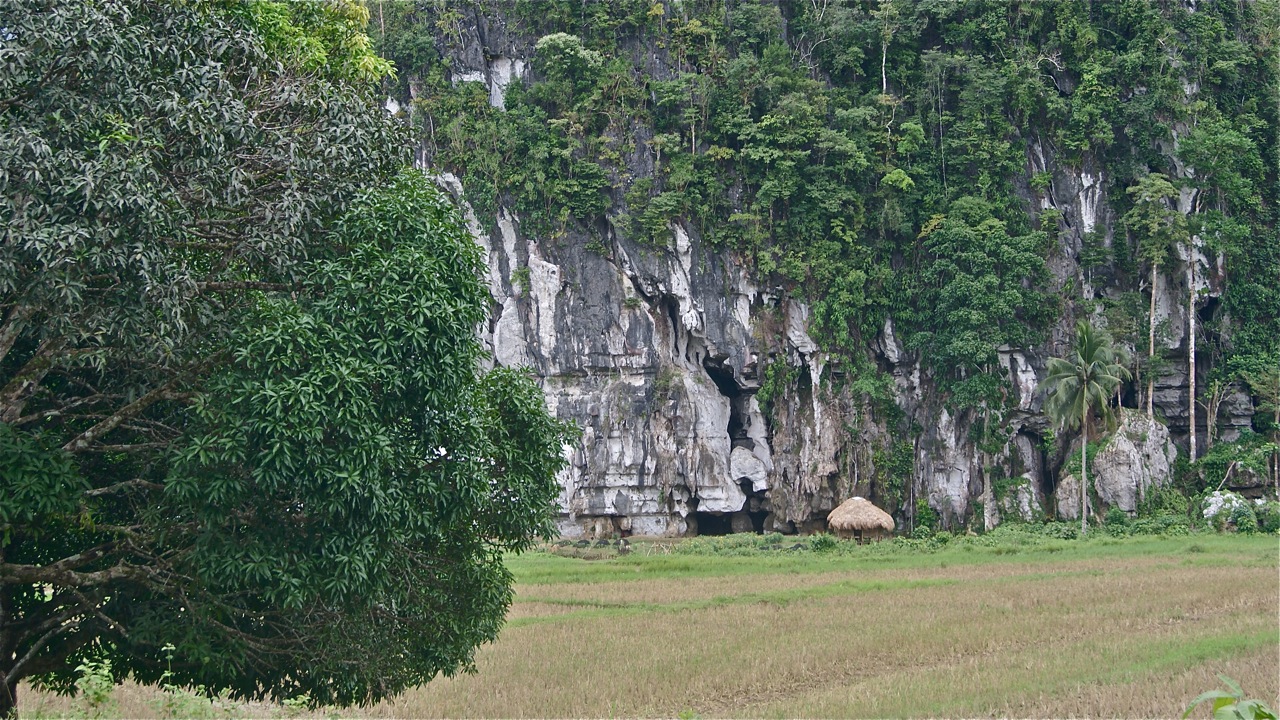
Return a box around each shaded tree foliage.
[0,0,572,712]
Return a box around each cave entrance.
[701,355,771,534]
[703,354,755,450]
[739,479,769,534]
[694,512,733,536]
[701,355,741,399]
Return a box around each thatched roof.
[827,497,895,532]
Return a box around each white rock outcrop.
[1091,410,1177,512]
[1056,410,1177,518]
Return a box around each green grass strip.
[507,577,957,628]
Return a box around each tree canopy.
[0,0,573,712]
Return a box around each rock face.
[405,7,1262,537]
[1092,411,1178,513]
[1055,410,1177,519]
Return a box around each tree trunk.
[0,679,14,719]
[0,558,11,719]
[881,43,888,95]
[1148,263,1157,418]
[1188,256,1197,462]
[1081,405,1089,536]
[1205,381,1222,453]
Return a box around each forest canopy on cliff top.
[375,0,1277,423]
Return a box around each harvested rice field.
[22,531,1280,718]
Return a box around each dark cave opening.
[701,355,741,398]
[693,512,733,536]
[1119,379,1138,409]
[704,354,755,449]
[1198,296,1220,325]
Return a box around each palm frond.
[1038,320,1129,431]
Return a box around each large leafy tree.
[149,173,574,706]
[905,196,1053,409]
[1041,321,1131,535]
[0,1,572,713]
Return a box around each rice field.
[21,532,1280,719]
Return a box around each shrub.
[1255,501,1280,533]
[915,500,939,534]
[670,533,798,556]
[1139,486,1190,517]
[1231,503,1259,534]
[1104,506,1131,534]
[73,658,116,718]
[1037,522,1079,540]
[1183,674,1277,720]
[1131,513,1191,536]
[533,33,604,89]
[810,534,838,552]
[1202,490,1248,530]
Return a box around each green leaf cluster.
[154,173,577,706]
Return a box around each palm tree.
[1042,321,1131,535]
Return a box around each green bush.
[1037,522,1080,541]
[671,533,800,556]
[1255,501,1280,533]
[73,658,116,718]
[915,500,939,534]
[1231,503,1259,534]
[810,533,838,553]
[1139,486,1190,518]
[1104,506,1131,534]
[1183,674,1277,720]
[1131,513,1191,536]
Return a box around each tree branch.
[80,442,170,453]
[84,479,166,497]
[62,377,184,453]
[12,392,119,426]
[0,337,66,423]
[0,304,33,368]
[196,281,294,293]
[0,560,144,588]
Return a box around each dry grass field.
[20,531,1280,719]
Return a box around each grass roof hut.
[827,497,895,544]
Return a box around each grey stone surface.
[1090,410,1177,513]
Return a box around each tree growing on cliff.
[1242,364,1280,497]
[0,1,571,713]
[1122,173,1187,419]
[1041,322,1130,535]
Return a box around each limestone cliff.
[381,1,1274,535]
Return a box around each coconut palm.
[1042,321,1131,535]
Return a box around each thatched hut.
[827,497,895,543]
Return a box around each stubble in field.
[21,534,1279,718]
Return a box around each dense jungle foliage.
[372,0,1277,435]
